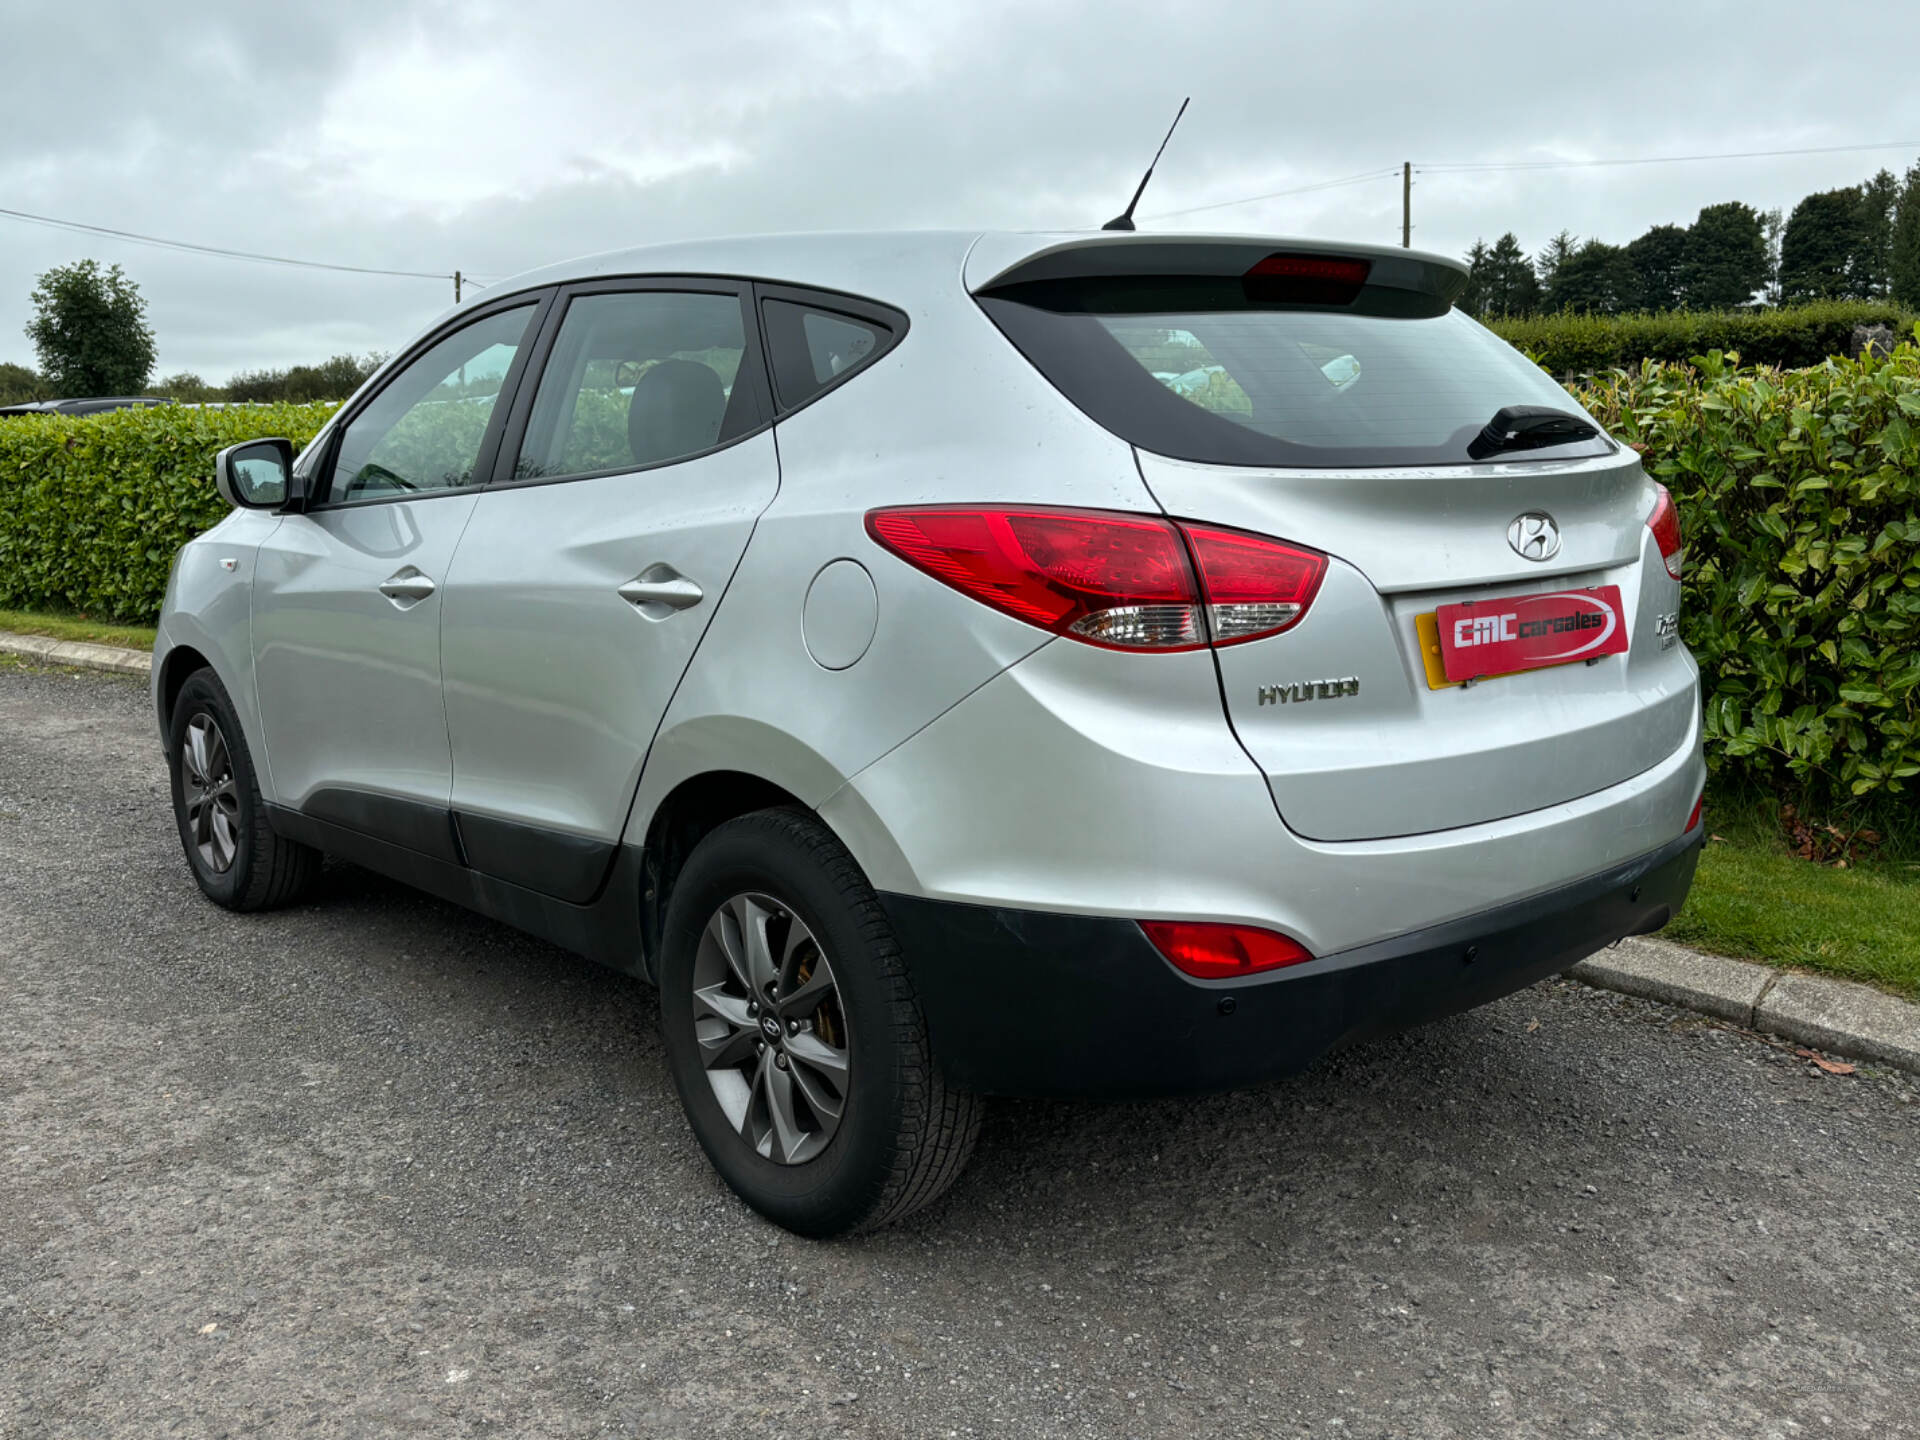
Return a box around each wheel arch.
[628,723,919,978]
[156,642,215,735]
[637,770,807,978]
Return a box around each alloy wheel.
[690,892,851,1165]
[180,713,241,874]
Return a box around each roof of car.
[459,230,1464,320]
[475,230,983,311]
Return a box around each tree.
[1892,161,1920,308]
[23,259,157,397]
[1853,168,1901,298]
[1479,233,1541,316]
[1459,239,1492,315]
[1550,239,1637,315]
[0,361,48,406]
[1535,230,1578,309]
[1682,202,1770,309]
[1760,208,1786,306]
[153,372,217,403]
[1625,224,1690,311]
[1781,188,1866,302]
[225,352,385,404]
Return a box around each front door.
[438,282,778,899]
[251,299,546,857]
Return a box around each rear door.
[974,240,1695,842]
[251,298,547,853]
[437,279,778,900]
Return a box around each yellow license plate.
[1414,612,1529,691]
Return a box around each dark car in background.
[0,396,170,417]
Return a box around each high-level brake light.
[865,506,1326,652]
[1242,253,1372,305]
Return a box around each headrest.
[627,359,727,467]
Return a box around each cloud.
[2,0,1916,378]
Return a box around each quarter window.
[513,290,753,481]
[761,300,889,409]
[327,305,537,502]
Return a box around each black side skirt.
[266,805,646,978]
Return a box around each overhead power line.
[1143,167,1400,221]
[1147,139,1920,228]
[0,204,465,291]
[1419,139,1920,174]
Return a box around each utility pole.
[454,270,463,304]
[1402,163,1412,248]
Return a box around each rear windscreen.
[977,283,1613,468]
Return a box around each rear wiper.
[1468,405,1600,460]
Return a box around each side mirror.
[215,438,294,509]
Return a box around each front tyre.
[658,808,980,1237]
[167,667,320,911]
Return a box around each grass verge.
[0,606,157,650]
[1665,790,1920,999]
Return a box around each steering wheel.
[348,461,420,496]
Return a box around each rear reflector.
[1141,920,1314,980]
[1648,483,1684,580]
[867,506,1327,653]
[1243,253,1371,305]
[1686,794,1703,833]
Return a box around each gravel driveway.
[2,660,1915,1438]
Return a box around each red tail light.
[1685,794,1703,833]
[1182,523,1327,645]
[1141,920,1313,979]
[865,506,1205,650]
[1648,484,1683,580]
[865,506,1326,652]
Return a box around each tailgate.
[1139,449,1696,841]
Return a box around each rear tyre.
[167,667,320,911]
[658,807,981,1237]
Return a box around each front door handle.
[378,568,437,604]
[618,567,703,618]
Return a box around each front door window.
[328,305,537,502]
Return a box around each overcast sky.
[3,0,1918,381]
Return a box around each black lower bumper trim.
[880,828,1702,1099]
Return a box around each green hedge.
[1491,301,1915,377]
[0,402,337,622]
[3,346,1917,824]
[1577,345,1920,814]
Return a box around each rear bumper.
[881,826,1701,1099]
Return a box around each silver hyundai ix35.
[155,231,1703,1235]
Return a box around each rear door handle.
[618,567,703,617]
[378,568,437,604]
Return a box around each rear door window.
[979,284,1612,468]
[512,289,756,481]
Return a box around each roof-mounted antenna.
[1101,97,1190,232]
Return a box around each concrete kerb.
[1572,935,1920,1075]
[0,630,151,675]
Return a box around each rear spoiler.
[966,234,1469,318]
